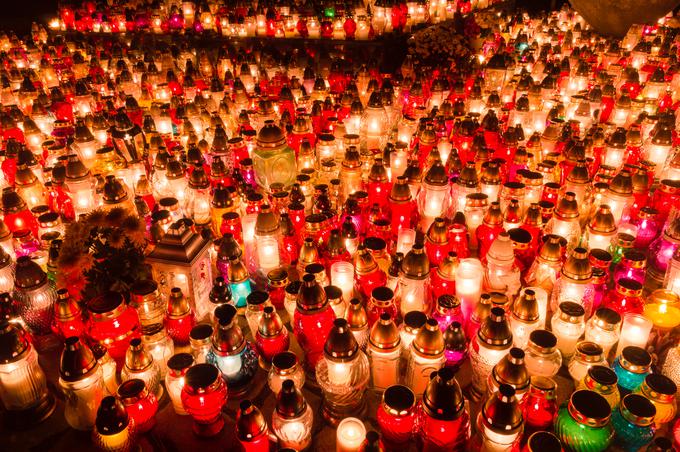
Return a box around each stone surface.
[570,0,680,37]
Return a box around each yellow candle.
[336,417,366,452]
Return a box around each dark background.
[2,0,57,36]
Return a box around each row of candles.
[2,1,680,451]
[48,0,494,39]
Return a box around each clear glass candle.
[271,380,313,451]
[550,301,586,360]
[568,341,607,384]
[615,313,652,357]
[585,308,622,361]
[268,351,305,395]
[524,329,562,378]
[455,258,484,322]
[59,337,105,431]
[468,307,513,400]
[405,318,445,397]
[189,324,213,364]
[165,353,194,415]
[331,261,355,303]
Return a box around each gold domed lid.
[478,307,513,348]
[466,192,489,208]
[324,318,359,362]
[423,160,448,186]
[389,176,412,203]
[566,160,591,185]
[437,252,459,279]
[124,338,154,372]
[14,255,47,289]
[255,204,279,235]
[555,192,579,219]
[54,288,81,321]
[298,273,327,311]
[102,175,128,204]
[561,247,592,281]
[609,170,633,195]
[353,244,379,275]
[346,298,368,329]
[368,158,388,183]
[401,243,430,279]
[482,384,523,434]
[298,238,320,268]
[403,310,427,335]
[63,154,89,181]
[257,122,287,149]
[426,217,448,245]
[60,336,98,382]
[412,318,444,357]
[588,205,617,234]
[369,313,401,350]
[212,305,245,355]
[457,162,479,188]
[1,187,27,214]
[188,166,210,189]
[422,368,465,421]
[258,306,284,337]
[512,289,539,322]
[236,401,268,442]
[491,348,530,393]
[483,202,504,226]
[538,234,565,263]
[276,379,307,419]
[167,287,191,318]
[228,255,250,283]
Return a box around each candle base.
[4,392,56,429]
[322,397,367,426]
[192,415,225,437]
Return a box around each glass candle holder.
[59,337,105,431]
[331,261,355,303]
[86,292,141,367]
[165,353,194,415]
[272,380,313,451]
[468,307,513,400]
[613,346,652,395]
[585,308,622,361]
[207,304,258,397]
[268,351,305,395]
[550,301,586,360]
[164,287,196,346]
[455,258,484,322]
[316,318,370,423]
[418,367,470,450]
[182,363,228,437]
[576,365,621,409]
[615,313,652,357]
[140,325,174,379]
[475,384,524,451]
[255,306,290,368]
[368,313,401,392]
[524,329,561,378]
[633,374,677,427]
[245,291,271,338]
[406,318,445,397]
[366,286,398,328]
[294,274,337,372]
[554,390,614,452]
[376,385,416,447]
[520,376,558,435]
[129,279,165,331]
[117,378,158,434]
[336,417,366,452]
[13,255,58,339]
[611,393,657,451]
[92,396,136,452]
[120,338,163,400]
[510,289,540,349]
[189,324,213,364]
[568,341,607,384]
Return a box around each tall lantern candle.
[146,220,213,307]
[418,368,470,450]
[368,313,401,392]
[316,318,370,423]
[294,274,337,371]
[0,320,55,427]
[59,337,105,430]
[405,318,445,397]
[398,243,430,315]
[468,307,513,400]
[331,261,355,303]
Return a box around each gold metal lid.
[298,273,328,311]
[436,252,459,279]
[557,302,585,323]
[405,315,443,359]
[491,348,530,394]
[561,247,593,281]
[478,307,513,348]
[512,289,539,322]
[369,313,401,350]
[620,394,656,427]
[568,390,611,428]
[422,367,465,421]
[401,243,430,279]
[324,318,359,362]
[346,298,368,330]
[124,338,154,372]
[167,287,191,318]
[482,384,523,434]
[555,192,579,220]
[60,336,98,382]
[588,205,617,234]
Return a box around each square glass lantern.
[146,220,213,310]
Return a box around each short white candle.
[331,261,355,303]
[616,313,653,357]
[396,228,416,255]
[336,417,366,452]
[455,258,484,321]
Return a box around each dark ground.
[1,0,57,36]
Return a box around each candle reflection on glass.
[336,417,366,452]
